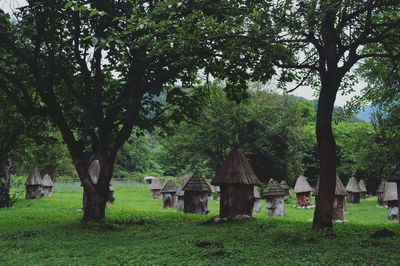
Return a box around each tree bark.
[0,158,12,208]
[74,152,116,222]
[312,73,340,229]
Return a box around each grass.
[1,181,400,265]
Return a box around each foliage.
[114,131,164,178]
[356,43,400,178]
[157,84,313,183]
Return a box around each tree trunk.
[0,158,12,208]
[312,74,340,229]
[74,153,116,222]
[82,186,108,222]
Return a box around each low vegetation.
[1,182,399,265]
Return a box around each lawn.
[1,181,399,266]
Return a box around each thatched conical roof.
[293,175,313,193]
[253,186,261,199]
[161,179,178,193]
[346,177,361,193]
[387,167,400,182]
[280,180,289,190]
[183,173,211,192]
[263,179,286,197]
[88,160,100,184]
[314,176,348,196]
[175,173,193,196]
[383,182,398,202]
[211,148,261,186]
[358,179,367,192]
[26,167,43,186]
[42,174,54,187]
[150,178,162,190]
[377,180,386,193]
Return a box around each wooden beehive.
[211,148,261,219]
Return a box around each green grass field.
[1,181,400,265]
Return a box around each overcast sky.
[1,0,365,106]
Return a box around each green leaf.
[89,10,97,17]
[64,2,73,8]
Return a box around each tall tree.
[243,0,400,229]
[0,93,23,208]
[0,1,236,221]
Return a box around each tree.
[0,92,24,207]
[243,0,400,229]
[0,1,232,221]
[0,83,49,207]
[159,83,310,182]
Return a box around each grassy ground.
[1,181,399,266]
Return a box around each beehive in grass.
[387,167,400,222]
[182,173,211,214]
[346,177,361,203]
[294,175,313,207]
[383,182,398,220]
[25,167,43,199]
[42,174,54,197]
[211,148,261,218]
[263,179,286,216]
[174,174,192,211]
[358,179,367,199]
[161,179,178,208]
[150,178,162,199]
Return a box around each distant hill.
[356,106,374,121]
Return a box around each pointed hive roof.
[150,178,162,190]
[293,175,313,193]
[263,179,286,197]
[280,180,289,190]
[175,173,192,196]
[358,179,367,192]
[313,175,348,196]
[88,160,100,184]
[26,167,43,186]
[161,179,178,193]
[346,177,361,193]
[383,182,398,202]
[377,180,386,193]
[387,167,400,182]
[42,174,54,187]
[183,173,211,192]
[211,148,261,186]
[253,186,261,199]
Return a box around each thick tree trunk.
[0,158,12,208]
[82,186,108,222]
[312,74,340,229]
[74,153,116,222]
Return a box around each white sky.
[285,79,366,107]
[1,0,365,107]
[0,0,24,14]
